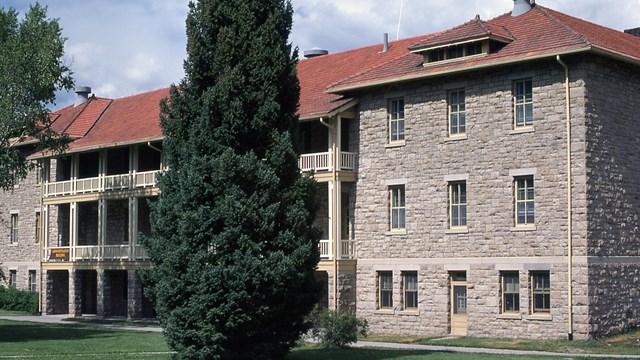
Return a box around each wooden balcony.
[44,245,149,262]
[299,151,356,173]
[44,170,159,198]
[319,239,356,260]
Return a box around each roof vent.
[512,0,532,17]
[74,86,92,107]
[382,33,389,52]
[303,48,329,59]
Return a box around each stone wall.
[354,58,590,339]
[584,55,640,336]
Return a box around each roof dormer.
[409,15,514,66]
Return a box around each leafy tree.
[0,3,72,190]
[141,1,320,359]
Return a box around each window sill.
[497,313,522,320]
[374,309,395,315]
[444,134,468,142]
[525,313,553,321]
[511,225,536,232]
[445,227,469,234]
[398,310,420,316]
[386,230,407,236]
[385,141,406,149]
[9,243,19,246]
[509,127,534,135]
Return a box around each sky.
[3,0,639,109]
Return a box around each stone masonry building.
[1,0,640,340]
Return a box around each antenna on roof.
[396,0,405,40]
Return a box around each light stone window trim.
[449,181,467,229]
[389,185,406,231]
[444,80,468,90]
[444,134,468,142]
[509,168,537,177]
[448,89,466,137]
[385,140,406,148]
[513,78,533,129]
[385,178,408,186]
[388,97,405,144]
[384,91,406,99]
[514,176,535,226]
[444,174,469,182]
[508,70,536,80]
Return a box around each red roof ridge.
[534,5,591,47]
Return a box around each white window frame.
[388,97,405,143]
[531,271,550,313]
[501,271,520,313]
[449,181,467,228]
[448,89,466,136]
[515,176,534,226]
[402,271,418,310]
[9,270,17,288]
[35,211,42,243]
[28,270,37,292]
[10,213,19,244]
[378,271,393,309]
[390,185,406,231]
[513,79,533,128]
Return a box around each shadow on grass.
[287,346,439,360]
[0,320,127,343]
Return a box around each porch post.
[68,269,82,317]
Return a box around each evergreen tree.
[141,1,320,359]
[0,4,73,190]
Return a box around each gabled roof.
[409,15,514,51]
[326,4,640,93]
[297,33,438,120]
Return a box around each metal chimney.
[383,33,389,52]
[512,0,532,17]
[303,48,329,59]
[74,86,91,107]
[625,27,640,37]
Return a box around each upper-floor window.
[531,271,550,313]
[449,181,467,228]
[10,213,19,244]
[448,89,466,136]
[403,271,418,310]
[388,98,405,143]
[378,271,393,309]
[36,159,49,184]
[390,185,406,231]
[514,79,533,128]
[515,176,534,226]
[35,211,42,243]
[501,272,520,313]
[447,45,464,59]
[466,42,483,56]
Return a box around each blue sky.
[3,0,639,108]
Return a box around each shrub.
[0,286,39,315]
[310,309,369,347]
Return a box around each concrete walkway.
[2,315,640,358]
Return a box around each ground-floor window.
[9,270,17,288]
[501,271,520,313]
[531,271,550,313]
[28,270,37,292]
[378,271,393,309]
[403,271,418,310]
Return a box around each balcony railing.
[44,170,160,198]
[318,239,356,260]
[44,245,150,262]
[299,151,356,173]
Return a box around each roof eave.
[28,136,165,159]
[590,46,640,68]
[299,99,359,121]
[328,47,592,94]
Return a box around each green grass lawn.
[0,309,31,316]
[0,320,171,359]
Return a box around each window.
[9,270,16,288]
[28,270,37,292]
[448,90,466,136]
[449,182,467,228]
[428,49,445,62]
[378,271,393,309]
[10,213,18,244]
[501,272,520,313]
[466,42,483,56]
[513,79,533,127]
[390,186,406,231]
[447,45,464,59]
[36,159,49,184]
[515,176,534,226]
[403,272,418,310]
[388,98,405,143]
[35,211,42,243]
[531,272,550,313]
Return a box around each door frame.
[450,271,468,336]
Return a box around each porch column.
[68,269,82,317]
[96,269,110,317]
[127,270,143,320]
[42,270,53,315]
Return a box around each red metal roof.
[327,5,640,93]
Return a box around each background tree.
[0,3,73,190]
[141,0,320,359]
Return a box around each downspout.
[319,117,339,311]
[557,55,573,340]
